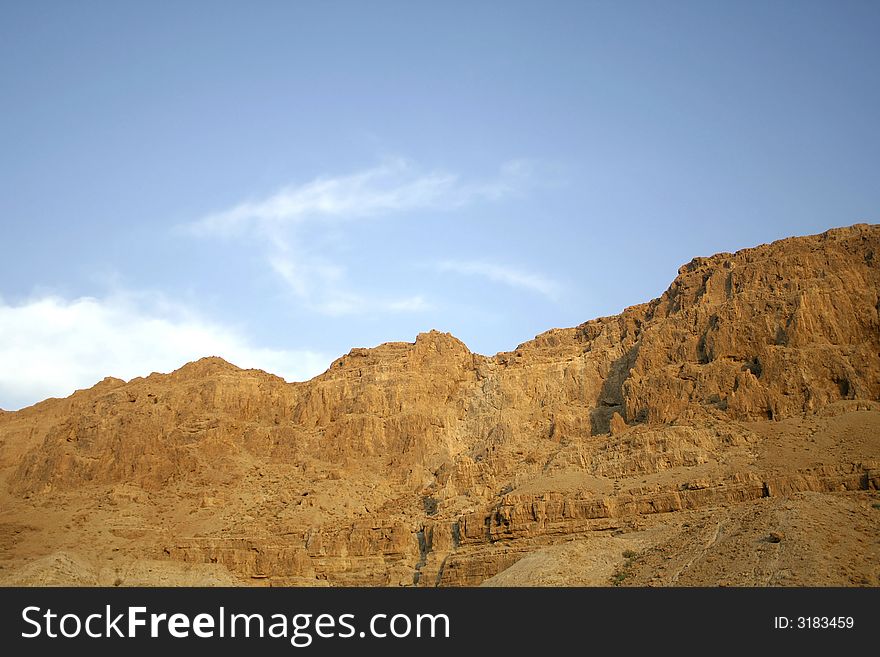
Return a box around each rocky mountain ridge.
[1,223,878,586]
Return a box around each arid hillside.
[1,224,878,586]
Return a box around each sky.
[1,0,878,410]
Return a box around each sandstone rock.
[610,412,628,436]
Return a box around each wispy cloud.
[267,251,433,317]
[385,295,431,312]
[0,293,331,410]
[190,157,533,237]
[310,294,431,317]
[187,158,535,315]
[436,260,561,300]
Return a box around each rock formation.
[1,224,878,586]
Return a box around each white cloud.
[436,260,561,300]
[185,157,536,317]
[316,294,431,316]
[385,295,431,312]
[189,157,533,237]
[0,294,331,410]
[268,253,342,300]
[267,252,432,316]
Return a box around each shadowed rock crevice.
[590,344,641,435]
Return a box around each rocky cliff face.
[1,224,878,586]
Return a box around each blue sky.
[1,0,878,409]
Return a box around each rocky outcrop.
[623,224,879,424]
